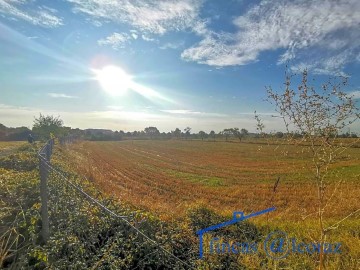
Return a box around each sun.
[94,65,133,96]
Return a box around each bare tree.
[259,69,360,270]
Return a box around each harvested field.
[60,140,360,222]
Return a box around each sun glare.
[94,65,133,96]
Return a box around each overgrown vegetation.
[256,69,360,269]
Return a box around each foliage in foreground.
[0,144,195,269]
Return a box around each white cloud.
[347,90,360,99]
[67,0,203,35]
[181,0,360,72]
[159,41,184,50]
[92,20,102,27]
[291,51,353,77]
[48,93,78,99]
[98,32,131,49]
[313,56,350,77]
[130,29,138,39]
[40,5,58,14]
[0,0,63,27]
[142,34,156,42]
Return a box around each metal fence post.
[39,152,49,243]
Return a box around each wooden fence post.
[39,143,50,243]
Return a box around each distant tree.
[222,128,232,141]
[32,114,65,140]
[144,126,160,139]
[114,131,122,141]
[0,130,6,140]
[184,127,191,140]
[230,128,241,142]
[0,124,31,141]
[209,130,216,141]
[240,128,248,141]
[7,127,31,141]
[139,130,145,138]
[166,132,172,139]
[229,128,248,142]
[172,128,181,139]
[198,131,207,141]
[275,131,284,138]
[132,131,139,137]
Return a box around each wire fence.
[37,138,192,269]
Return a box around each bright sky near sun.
[0,0,360,132]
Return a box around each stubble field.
[60,139,360,223]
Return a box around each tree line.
[0,119,357,142]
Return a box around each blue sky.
[0,0,359,133]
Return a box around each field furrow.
[62,140,360,220]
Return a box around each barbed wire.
[37,143,192,269]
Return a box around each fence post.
[50,138,54,155]
[39,151,49,243]
[46,143,51,162]
[39,140,53,243]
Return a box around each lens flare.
[94,65,132,96]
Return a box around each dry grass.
[0,141,25,151]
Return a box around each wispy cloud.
[67,0,203,35]
[98,32,131,49]
[161,109,226,117]
[159,41,184,50]
[0,0,63,27]
[48,93,78,99]
[162,109,201,115]
[181,0,360,74]
[347,90,360,99]
[141,34,156,42]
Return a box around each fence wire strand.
[37,141,191,269]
